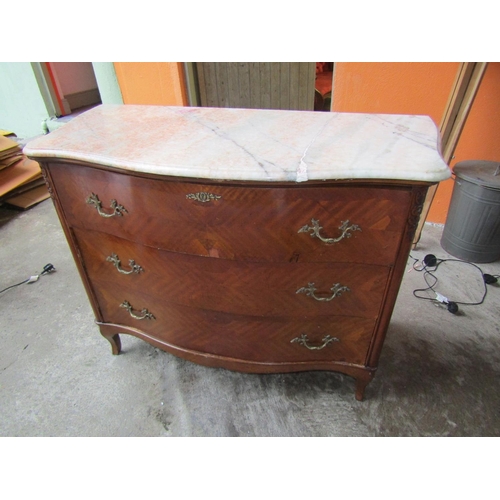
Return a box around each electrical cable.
[0,263,56,295]
[412,259,488,306]
[410,254,497,313]
[0,277,31,294]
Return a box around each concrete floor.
[1,199,499,436]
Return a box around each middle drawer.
[73,228,390,319]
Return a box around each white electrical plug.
[435,292,449,304]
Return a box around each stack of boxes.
[0,131,49,209]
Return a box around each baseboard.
[424,221,445,228]
[65,89,101,111]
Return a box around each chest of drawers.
[25,105,450,400]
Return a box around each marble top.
[24,104,450,184]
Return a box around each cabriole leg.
[355,372,374,401]
[103,333,121,355]
[97,323,122,355]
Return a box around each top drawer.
[47,162,411,265]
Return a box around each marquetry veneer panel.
[91,282,376,366]
[50,162,411,266]
[73,228,390,319]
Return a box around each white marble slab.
[24,104,450,183]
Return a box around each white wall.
[0,62,123,139]
[0,63,51,139]
[92,63,123,104]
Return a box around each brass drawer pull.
[296,282,350,302]
[120,300,155,320]
[106,253,143,275]
[86,193,128,218]
[298,219,360,244]
[186,192,222,203]
[291,334,340,350]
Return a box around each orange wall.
[113,62,187,106]
[332,62,458,125]
[428,62,500,222]
[332,62,459,223]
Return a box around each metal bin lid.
[453,160,500,190]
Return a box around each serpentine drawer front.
[72,228,390,318]
[24,104,450,400]
[92,284,377,366]
[48,162,410,266]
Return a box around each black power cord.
[410,254,498,314]
[0,263,56,295]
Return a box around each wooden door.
[195,62,316,110]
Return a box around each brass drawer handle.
[296,282,350,302]
[106,253,143,275]
[86,193,128,218]
[186,192,222,203]
[291,334,340,350]
[298,219,360,244]
[120,300,155,320]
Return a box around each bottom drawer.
[92,282,376,366]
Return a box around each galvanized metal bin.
[441,160,500,263]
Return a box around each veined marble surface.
[24,104,450,183]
